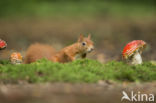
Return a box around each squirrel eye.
[82,42,86,46]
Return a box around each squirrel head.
[77,34,94,53]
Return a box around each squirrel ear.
[88,34,91,39]
[78,34,84,42]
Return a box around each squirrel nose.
[91,47,94,51]
[90,47,94,52]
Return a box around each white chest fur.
[75,54,81,59]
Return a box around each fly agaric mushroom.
[122,40,146,65]
[10,52,23,65]
[0,39,7,50]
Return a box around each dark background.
[0,0,156,62]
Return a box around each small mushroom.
[0,39,7,50]
[122,40,146,65]
[10,52,23,65]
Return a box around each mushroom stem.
[131,51,142,65]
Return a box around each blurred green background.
[0,0,156,61]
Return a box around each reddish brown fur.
[25,34,94,63]
[25,43,56,63]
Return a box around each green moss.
[0,59,155,83]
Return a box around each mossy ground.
[0,59,155,83]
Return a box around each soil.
[0,81,156,103]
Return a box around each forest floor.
[0,59,156,103]
[0,82,156,103]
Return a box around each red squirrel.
[25,34,94,63]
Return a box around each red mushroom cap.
[10,52,23,64]
[10,52,23,60]
[122,40,146,59]
[0,39,7,50]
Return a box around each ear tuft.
[88,34,91,39]
[78,34,84,42]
